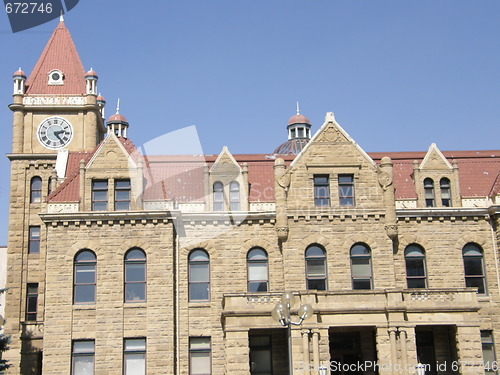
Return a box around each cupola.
[106,99,129,138]
[97,93,106,118]
[13,68,26,95]
[85,68,98,95]
[273,103,312,155]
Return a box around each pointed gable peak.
[419,143,453,170]
[26,20,86,95]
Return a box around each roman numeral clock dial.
[37,116,74,150]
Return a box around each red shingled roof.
[25,20,86,95]
[48,140,499,204]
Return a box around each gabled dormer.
[284,112,383,211]
[413,143,461,208]
[208,146,248,211]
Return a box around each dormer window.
[48,69,64,85]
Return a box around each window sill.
[477,295,491,302]
[188,302,211,308]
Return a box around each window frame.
[313,175,330,207]
[123,337,146,375]
[124,248,147,303]
[213,181,224,211]
[189,337,212,375]
[350,243,373,290]
[74,250,97,304]
[30,176,42,203]
[423,178,435,207]
[28,225,41,254]
[71,340,95,375]
[463,243,487,295]
[188,249,210,302]
[305,245,328,291]
[404,244,427,289]
[115,179,131,210]
[440,177,452,207]
[481,330,497,375]
[25,283,38,322]
[91,180,108,211]
[338,174,355,207]
[247,248,269,292]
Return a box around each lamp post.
[271,292,314,375]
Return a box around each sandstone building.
[3,18,500,375]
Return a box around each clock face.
[37,116,73,150]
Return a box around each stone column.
[11,96,24,154]
[312,330,320,373]
[399,329,408,374]
[455,326,483,375]
[225,330,250,374]
[274,158,289,240]
[302,329,310,368]
[376,327,394,375]
[389,329,399,371]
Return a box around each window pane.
[463,244,483,256]
[115,190,130,201]
[124,354,145,375]
[190,338,210,350]
[248,249,267,260]
[339,186,353,197]
[306,246,324,258]
[73,356,94,375]
[76,251,96,262]
[76,266,96,283]
[75,285,95,303]
[251,349,272,372]
[407,278,426,288]
[340,197,354,206]
[306,260,325,277]
[351,244,370,256]
[465,277,485,294]
[338,175,353,184]
[73,341,95,353]
[190,250,209,261]
[190,283,209,301]
[126,250,145,261]
[190,264,209,282]
[116,180,131,189]
[405,246,424,257]
[464,258,484,276]
[353,279,371,290]
[405,259,425,277]
[248,263,268,281]
[125,283,145,302]
[92,201,107,211]
[352,258,371,277]
[307,279,326,291]
[126,263,145,282]
[248,281,268,292]
[92,181,107,189]
[93,191,107,201]
[191,352,211,374]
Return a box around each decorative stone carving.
[385,224,398,240]
[317,126,346,143]
[377,171,393,191]
[276,227,289,240]
[277,172,291,189]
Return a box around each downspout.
[488,213,500,298]
[175,230,180,374]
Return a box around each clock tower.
[5,17,105,372]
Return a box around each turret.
[13,68,26,95]
[85,68,98,95]
[106,99,129,138]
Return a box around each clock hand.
[54,130,65,142]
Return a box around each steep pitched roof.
[25,20,86,95]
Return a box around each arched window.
[463,243,486,294]
[350,243,372,290]
[74,250,96,304]
[423,178,435,207]
[189,249,210,301]
[124,248,146,302]
[48,177,53,196]
[305,245,327,291]
[440,178,452,207]
[30,176,42,203]
[229,181,240,211]
[247,248,268,292]
[213,182,224,211]
[404,244,427,288]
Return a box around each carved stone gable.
[316,124,348,143]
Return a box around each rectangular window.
[313,175,330,207]
[28,226,40,254]
[481,331,497,375]
[338,175,355,207]
[124,338,146,375]
[92,180,108,211]
[26,283,38,321]
[72,340,95,375]
[115,180,131,210]
[190,337,211,375]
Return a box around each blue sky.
[0,1,499,244]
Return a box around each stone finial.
[325,112,335,122]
